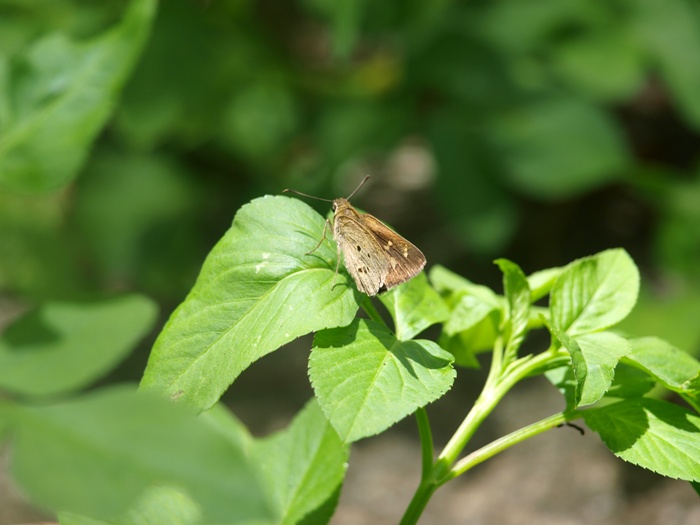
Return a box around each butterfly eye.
[332,203,337,211]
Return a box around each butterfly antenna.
[282,188,333,202]
[346,175,371,200]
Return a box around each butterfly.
[284,176,426,296]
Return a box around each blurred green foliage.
[2,0,700,520]
[1,0,700,332]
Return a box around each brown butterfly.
[283,176,426,296]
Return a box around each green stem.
[433,348,568,481]
[445,410,581,480]
[399,479,438,525]
[415,407,434,480]
[400,344,570,524]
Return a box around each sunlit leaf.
[550,249,640,336]
[141,196,362,412]
[309,319,455,442]
[584,397,700,482]
[379,272,449,340]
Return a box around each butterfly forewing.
[333,210,389,295]
[358,214,426,290]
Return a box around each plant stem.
[446,410,579,480]
[401,343,570,524]
[415,407,434,480]
[399,479,438,525]
[433,349,570,485]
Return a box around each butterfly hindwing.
[333,214,389,296]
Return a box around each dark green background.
[2,0,700,396]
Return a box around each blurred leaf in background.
[1,0,700,521]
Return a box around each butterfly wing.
[358,214,426,291]
[334,214,390,296]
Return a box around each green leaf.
[583,398,700,482]
[74,150,200,295]
[253,400,348,525]
[7,385,273,521]
[544,364,577,410]
[686,373,700,393]
[444,294,498,337]
[378,272,449,340]
[548,321,631,407]
[49,397,348,525]
[430,266,501,341]
[0,295,157,397]
[60,486,203,525]
[625,337,700,394]
[309,319,455,442]
[606,364,656,399]
[553,26,645,101]
[430,265,501,305]
[0,0,157,192]
[550,249,640,336]
[527,266,563,302]
[491,97,629,199]
[141,196,362,412]
[618,279,700,353]
[632,0,700,128]
[573,331,631,406]
[495,259,531,360]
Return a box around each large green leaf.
[141,196,362,412]
[6,386,273,522]
[0,295,157,397]
[8,387,347,525]
[309,319,455,442]
[252,400,348,525]
[625,337,700,394]
[583,397,700,482]
[550,249,640,336]
[378,272,449,341]
[60,487,203,525]
[491,97,629,199]
[0,0,157,192]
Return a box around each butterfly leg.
[331,240,342,290]
[306,219,331,255]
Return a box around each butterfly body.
[331,198,426,296]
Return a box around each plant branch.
[444,410,582,481]
[433,347,569,480]
[415,407,434,481]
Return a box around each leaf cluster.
[1,192,700,524]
